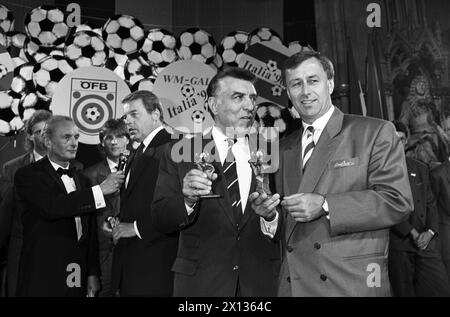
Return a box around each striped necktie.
[222,138,242,225]
[303,126,315,171]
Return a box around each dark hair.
[121,90,164,121]
[44,115,73,139]
[206,67,257,98]
[392,120,409,138]
[281,50,335,85]
[24,109,52,151]
[99,119,130,143]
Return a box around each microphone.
[117,149,130,172]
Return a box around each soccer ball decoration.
[256,103,287,134]
[218,31,248,67]
[102,14,145,56]
[64,30,110,68]
[130,76,156,92]
[32,55,74,101]
[23,37,64,64]
[0,64,7,79]
[247,27,283,47]
[0,90,21,136]
[124,55,153,86]
[0,4,14,33]
[209,53,223,72]
[287,41,314,54]
[176,28,216,64]
[140,28,178,68]
[6,31,28,66]
[191,109,206,124]
[105,52,128,79]
[10,63,35,102]
[24,5,69,47]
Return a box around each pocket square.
[331,157,359,169]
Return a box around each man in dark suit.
[14,116,124,296]
[84,119,129,297]
[151,68,281,297]
[111,90,177,297]
[251,51,413,296]
[0,110,52,297]
[431,149,450,285]
[389,121,450,296]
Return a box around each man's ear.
[328,78,335,94]
[208,97,218,116]
[151,109,161,121]
[44,135,51,149]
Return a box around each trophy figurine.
[249,149,272,195]
[194,151,221,198]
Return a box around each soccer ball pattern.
[64,30,110,68]
[0,64,7,78]
[105,52,128,79]
[124,55,153,85]
[24,5,69,47]
[102,14,145,55]
[176,28,216,64]
[256,103,287,134]
[10,63,35,102]
[0,90,19,136]
[287,41,314,55]
[130,76,156,92]
[191,109,205,124]
[23,36,64,64]
[0,4,14,33]
[140,29,178,68]
[247,27,283,47]
[33,55,74,101]
[218,31,248,67]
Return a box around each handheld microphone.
[117,149,130,172]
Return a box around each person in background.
[83,119,129,297]
[389,120,450,296]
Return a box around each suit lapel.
[42,157,67,193]
[286,108,345,240]
[282,129,303,197]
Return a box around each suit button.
[233,265,239,271]
[287,276,291,283]
[287,245,294,252]
[314,243,321,250]
[320,274,327,281]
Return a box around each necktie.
[127,143,145,176]
[223,138,242,225]
[303,126,315,171]
[56,167,75,177]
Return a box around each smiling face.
[46,120,79,166]
[285,57,334,124]
[208,76,257,135]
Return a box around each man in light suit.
[251,50,413,296]
[151,68,281,297]
[111,90,178,297]
[83,119,129,297]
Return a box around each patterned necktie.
[222,138,242,225]
[303,126,315,171]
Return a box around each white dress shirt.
[261,105,335,238]
[48,159,106,240]
[106,157,118,173]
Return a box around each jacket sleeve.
[326,122,414,236]
[151,143,197,234]
[15,166,98,220]
[425,170,439,234]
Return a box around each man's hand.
[281,193,325,222]
[416,231,433,250]
[249,192,280,221]
[87,275,100,297]
[112,222,136,244]
[182,169,218,207]
[99,171,125,195]
[409,228,420,240]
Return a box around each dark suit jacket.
[390,157,439,251]
[274,108,413,296]
[83,160,120,257]
[14,157,100,297]
[111,128,178,296]
[151,133,281,297]
[431,160,450,224]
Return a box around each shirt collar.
[33,150,44,162]
[48,158,70,171]
[211,126,248,145]
[106,157,118,171]
[302,105,335,134]
[141,126,164,152]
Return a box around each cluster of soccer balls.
[0,2,312,136]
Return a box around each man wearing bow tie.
[251,51,413,296]
[14,116,124,297]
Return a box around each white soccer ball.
[102,14,145,55]
[140,28,178,67]
[248,27,283,47]
[218,31,248,67]
[176,28,216,65]
[0,4,15,33]
[64,30,110,68]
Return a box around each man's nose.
[243,96,255,110]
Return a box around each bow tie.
[56,167,75,178]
